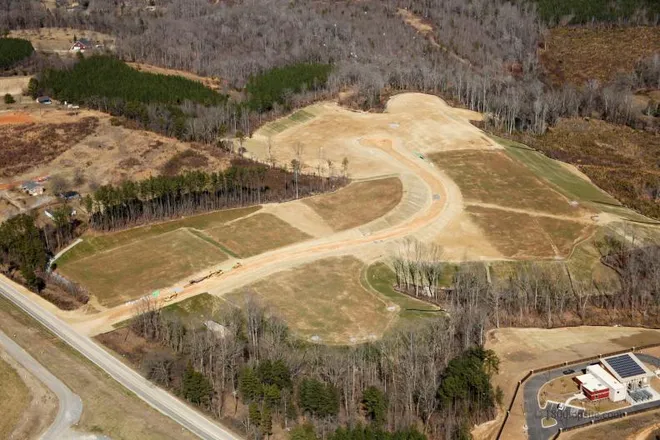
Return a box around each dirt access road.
[72,123,464,334]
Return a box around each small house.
[70,38,93,52]
[36,96,52,105]
[21,181,45,196]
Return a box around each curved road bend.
[0,277,240,440]
[0,329,82,440]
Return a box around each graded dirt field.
[303,177,403,231]
[540,26,660,85]
[562,409,660,440]
[0,296,198,440]
[487,326,660,440]
[244,93,499,179]
[227,256,397,344]
[466,205,594,259]
[207,213,311,257]
[59,228,229,307]
[0,355,30,439]
[430,149,583,216]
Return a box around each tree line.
[392,236,660,331]
[125,294,500,440]
[528,0,660,25]
[0,212,88,307]
[86,158,347,231]
[0,37,34,70]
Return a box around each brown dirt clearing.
[430,149,583,216]
[466,205,594,259]
[303,177,403,231]
[540,26,660,86]
[128,62,222,90]
[0,112,34,125]
[226,256,395,344]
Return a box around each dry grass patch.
[540,27,660,86]
[0,356,29,439]
[510,118,660,220]
[303,177,403,231]
[59,229,228,307]
[0,117,98,177]
[431,150,577,216]
[562,409,660,440]
[127,62,222,90]
[466,206,590,259]
[228,256,393,344]
[207,213,310,257]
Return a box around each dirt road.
[74,132,463,335]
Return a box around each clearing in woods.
[486,326,660,440]
[226,256,398,344]
[303,177,403,231]
[0,356,30,439]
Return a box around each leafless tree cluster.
[126,293,495,439]
[4,0,658,134]
[392,235,660,331]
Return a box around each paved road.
[524,355,660,440]
[0,277,240,440]
[0,328,82,440]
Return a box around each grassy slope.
[0,295,199,440]
[0,356,29,439]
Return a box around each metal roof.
[603,354,648,379]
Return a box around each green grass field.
[363,263,442,327]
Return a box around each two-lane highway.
[0,276,240,440]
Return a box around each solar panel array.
[605,354,646,379]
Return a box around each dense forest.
[0,37,34,69]
[113,294,500,440]
[86,158,346,231]
[4,0,659,139]
[39,55,227,106]
[246,63,333,112]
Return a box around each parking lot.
[524,354,660,440]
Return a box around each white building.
[586,364,626,402]
[601,353,654,391]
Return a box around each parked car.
[563,369,575,375]
[557,403,565,411]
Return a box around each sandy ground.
[0,77,32,97]
[0,111,34,125]
[127,62,223,90]
[483,326,660,440]
[0,346,58,440]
